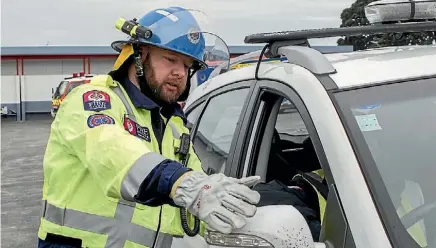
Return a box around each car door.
[184,80,257,176]
[229,79,357,248]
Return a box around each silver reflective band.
[112,85,137,122]
[120,152,167,201]
[42,200,173,248]
[168,122,180,139]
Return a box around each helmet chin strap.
[132,45,166,107]
[132,44,198,104]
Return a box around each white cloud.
[1,0,355,46]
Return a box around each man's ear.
[140,45,150,63]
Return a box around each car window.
[193,88,250,174]
[276,99,309,137]
[185,101,206,131]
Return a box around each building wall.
[22,59,84,113]
[0,55,217,117]
[1,59,20,116]
[89,57,116,74]
[1,57,117,119]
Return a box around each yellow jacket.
[38,75,204,248]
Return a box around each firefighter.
[37,7,261,248]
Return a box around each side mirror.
[204,205,326,248]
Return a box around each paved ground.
[1,115,53,248]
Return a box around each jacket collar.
[121,78,187,121]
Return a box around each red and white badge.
[123,115,151,142]
[82,90,111,112]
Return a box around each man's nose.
[172,62,187,78]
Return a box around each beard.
[143,56,185,104]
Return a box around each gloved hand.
[170,171,261,234]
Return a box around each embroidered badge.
[83,90,111,111]
[123,116,151,142]
[187,27,200,44]
[87,114,115,128]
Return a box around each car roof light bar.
[245,21,436,44]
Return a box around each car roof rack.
[244,20,436,76]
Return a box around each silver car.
[180,1,436,248]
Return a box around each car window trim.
[187,80,257,176]
[226,82,262,177]
[242,79,334,186]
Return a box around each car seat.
[266,128,323,183]
[265,129,298,183]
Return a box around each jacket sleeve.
[53,85,191,204]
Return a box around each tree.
[337,0,436,51]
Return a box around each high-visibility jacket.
[396,180,427,247]
[38,74,205,248]
[302,171,427,246]
[293,170,327,224]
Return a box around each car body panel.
[183,44,436,248]
[256,64,392,248]
[327,45,436,88]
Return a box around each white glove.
[171,171,261,234]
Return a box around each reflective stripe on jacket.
[396,181,427,247]
[302,171,427,246]
[38,75,204,248]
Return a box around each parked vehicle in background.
[51,72,95,117]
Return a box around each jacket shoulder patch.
[87,114,115,128]
[83,90,112,112]
[123,116,151,142]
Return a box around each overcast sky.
[2,0,355,47]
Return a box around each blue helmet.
[111,7,208,70]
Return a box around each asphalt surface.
[1,115,52,248]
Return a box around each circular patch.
[87,114,115,128]
[187,28,200,44]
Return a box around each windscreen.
[56,81,68,96]
[334,77,436,248]
[67,81,84,93]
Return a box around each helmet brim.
[111,40,208,71]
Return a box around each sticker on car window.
[355,114,382,132]
[353,103,381,114]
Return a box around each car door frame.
[227,78,361,248]
[184,79,259,176]
[227,79,334,183]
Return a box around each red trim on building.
[16,58,19,75]
[1,54,117,60]
[2,53,245,76]
[2,53,244,60]
[82,58,86,73]
[21,58,24,75]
